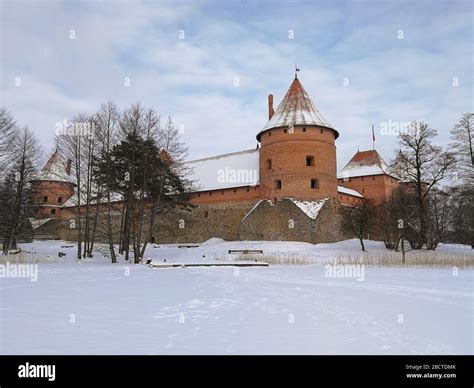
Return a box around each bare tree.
[450,113,474,184]
[392,121,456,249]
[0,126,42,254]
[340,199,375,251]
[56,114,93,259]
[93,102,120,263]
[425,188,452,250]
[0,107,18,178]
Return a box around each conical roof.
[338,149,394,179]
[257,78,338,140]
[32,150,75,184]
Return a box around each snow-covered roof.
[338,150,395,179]
[186,149,259,192]
[337,186,363,198]
[62,190,123,208]
[258,78,338,139]
[290,198,328,219]
[32,151,75,184]
[28,218,52,230]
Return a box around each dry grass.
[324,250,474,268]
[218,249,474,268]
[0,251,60,264]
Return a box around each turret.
[30,150,75,218]
[257,77,339,202]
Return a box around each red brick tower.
[30,150,75,218]
[257,76,339,201]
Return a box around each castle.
[29,76,401,244]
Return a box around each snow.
[338,164,390,179]
[1,239,472,355]
[186,149,259,192]
[33,152,74,184]
[260,79,335,133]
[338,150,393,179]
[338,186,363,198]
[290,198,328,219]
[241,199,272,222]
[28,218,52,230]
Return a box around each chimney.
[268,94,275,120]
[65,159,72,175]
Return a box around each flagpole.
[372,124,375,150]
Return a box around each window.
[303,127,306,132]
[43,196,48,202]
[274,180,282,189]
[372,177,375,181]
[311,179,319,189]
[246,188,250,192]
[266,159,272,170]
[234,189,237,193]
[269,132,272,137]
[209,192,212,196]
[320,129,323,134]
[362,189,365,194]
[221,190,224,195]
[361,177,364,181]
[51,209,56,215]
[306,155,315,166]
[198,193,201,197]
[58,197,62,203]
[284,129,287,133]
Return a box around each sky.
[0,0,472,169]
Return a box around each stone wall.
[240,197,344,244]
[32,198,348,245]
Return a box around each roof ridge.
[186,148,257,164]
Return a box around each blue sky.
[1,0,472,168]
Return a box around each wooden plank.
[150,262,269,268]
[228,249,264,254]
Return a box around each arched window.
[311,178,319,189]
[306,155,315,166]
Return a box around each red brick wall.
[337,175,399,205]
[30,180,75,218]
[259,125,338,201]
[338,193,363,206]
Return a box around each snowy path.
[1,243,472,354]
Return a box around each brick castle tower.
[257,76,339,202]
[30,150,75,219]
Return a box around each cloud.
[0,0,472,170]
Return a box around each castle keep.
[29,77,400,244]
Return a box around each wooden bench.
[228,249,264,254]
[150,262,269,268]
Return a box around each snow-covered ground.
[0,239,472,354]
